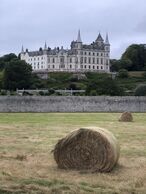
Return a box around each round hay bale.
[53,127,120,173]
[119,112,133,122]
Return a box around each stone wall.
[0,96,146,112]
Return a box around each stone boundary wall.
[0,96,145,112]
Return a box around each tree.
[110,59,132,72]
[118,69,129,78]
[0,53,17,70]
[121,44,146,71]
[110,59,121,72]
[3,59,32,90]
[86,77,124,96]
[134,84,146,96]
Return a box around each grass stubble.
[0,113,145,194]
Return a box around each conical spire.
[21,45,24,53]
[44,42,47,50]
[96,33,104,42]
[77,30,82,42]
[105,33,110,45]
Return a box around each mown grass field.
[0,113,146,194]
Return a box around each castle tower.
[76,30,82,49]
[21,45,24,53]
[44,42,47,50]
[105,33,110,52]
[96,33,104,45]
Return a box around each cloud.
[0,0,146,58]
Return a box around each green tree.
[3,59,32,90]
[121,44,146,71]
[110,59,121,72]
[86,77,124,96]
[0,53,17,70]
[134,84,146,96]
[118,69,129,78]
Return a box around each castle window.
[53,65,55,68]
[80,65,83,68]
[80,57,83,64]
[70,65,72,69]
[101,66,103,70]
[93,66,95,69]
[48,57,50,63]
[89,52,91,56]
[84,57,87,63]
[101,58,103,65]
[89,65,91,69]
[93,58,95,64]
[48,65,50,68]
[88,57,91,64]
[37,65,39,69]
[84,52,87,55]
[38,62,39,65]
[70,58,72,63]
[53,58,55,63]
[41,57,43,60]
[97,58,99,64]
[101,53,103,57]
[41,66,43,68]
[106,53,109,57]
[34,58,36,61]
[85,65,86,69]
[38,57,39,60]
[97,53,99,56]
[106,60,109,65]
[93,52,95,56]
[97,66,99,69]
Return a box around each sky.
[0,0,146,59]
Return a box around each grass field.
[0,113,146,194]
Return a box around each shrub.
[134,84,146,96]
[118,69,129,78]
[90,90,97,96]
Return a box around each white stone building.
[20,31,110,73]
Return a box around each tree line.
[110,44,146,72]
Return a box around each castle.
[20,31,110,73]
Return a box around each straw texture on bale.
[119,112,133,122]
[53,127,120,173]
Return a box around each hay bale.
[53,127,120,173]
[119,112,133,122]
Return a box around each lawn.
[0,113,146,194]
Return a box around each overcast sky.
[0,0,146,59]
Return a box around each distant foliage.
[3,59,32,90]
[118,69,129,78]
[134,84,146,96]
[86,77,124,96]
[0,53,17,70]
[121,44,146,71]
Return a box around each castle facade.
[20,31,110,73]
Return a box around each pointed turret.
[96,33,104,42]
[44,42,47,50]
[77,30,82,42]
[21,45,24,53]
[104,33,110,52]
[105,33,110,45]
